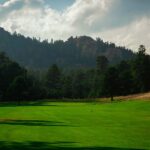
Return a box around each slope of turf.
[0,100,149,150]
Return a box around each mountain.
[0,27,134,69]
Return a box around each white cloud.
[64,0,115,30]
[0,0,114,39]
[0,0,19,7]
[98,17,150,53]
[0,0,150,53]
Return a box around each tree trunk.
[111,94,114,102]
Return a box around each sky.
[0,0,150,52]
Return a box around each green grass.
[0,100,149,150]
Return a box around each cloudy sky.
[0,0,150,52]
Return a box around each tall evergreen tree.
[96,56,109,74]
[46,64,62,98]
[72,70,87,98]
[133,45,150,92]
[117,61,134,95]
[103,67,119,101]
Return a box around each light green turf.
[0,100,149,149]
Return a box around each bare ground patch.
[116,92,150,101]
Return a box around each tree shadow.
[0,119,70,127]
[0,101,59,107]
[0,141,145,150]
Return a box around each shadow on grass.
[0,119,70,127]
[0,141,145,150]
[0,101,59,107]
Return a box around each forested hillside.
[0,45,150,101]
[0,27,134,69]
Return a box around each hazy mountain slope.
[0,27,134,69]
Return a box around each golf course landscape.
[0,1,150,149]
[0,99,149,150]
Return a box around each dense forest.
[0,27,134,69]
[0,45,150,101]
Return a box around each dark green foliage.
[71,70,88,98]
[46,64,62,98]
[132,45,150,92]
[117,61,134,95]
[7,75,29,102]
[0,34,150,101]
[103,67,119,101]
[7,75,46,102]
[62,75,73,98]
[0,52,46,102]
[96,56,109,74]
[94,56,109,97]
[0,52,26,100]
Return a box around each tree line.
[0,45,150,102]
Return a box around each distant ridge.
[0,27,134,69]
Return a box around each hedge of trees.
[0,45,150,102]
